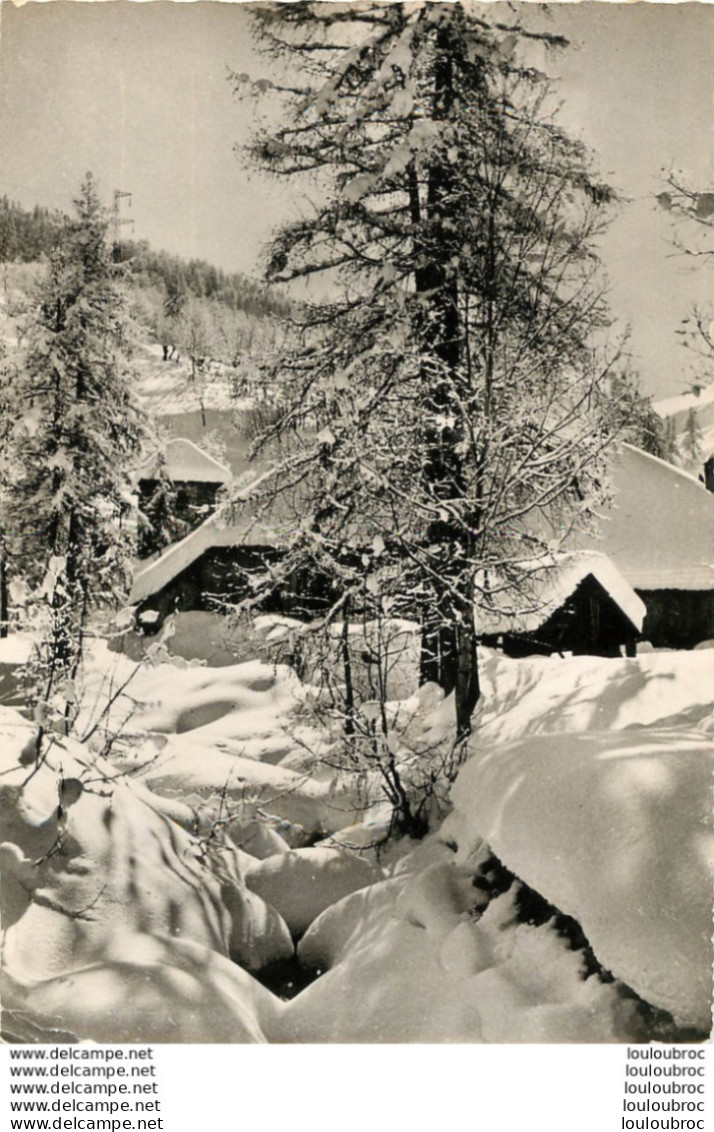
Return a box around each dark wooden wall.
[136,546,337,628]
[638,588,714,649]
[482,576,639,658]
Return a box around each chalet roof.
[132,442,714,607]
[130,503,294,605]
[477,552,646,637]
[583,444,714,592]
[137,438,232,485]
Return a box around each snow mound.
[445,727,714,1032]
[0,709,293,989]
[275,842,644,1043]
[1,934,280,1044]
[244,847,382,936]
[132,658,302,737]
[226,816,293,859]
[135,737,363,835]
[475,649,714,745]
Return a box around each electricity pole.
[111,189,134,259]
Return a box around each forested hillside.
[0,194,291,417]
[0,196,63,261]
[0,195,290,361]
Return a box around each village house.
[130,442,714,653]
[136,437,232,557]
[478,552,646,658]
[581,444,714,648]
[131,503,298,622]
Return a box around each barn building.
[581,444,714,648]
[136,438,232,557]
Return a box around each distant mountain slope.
[0,195,289,319]
[654,381,714,471]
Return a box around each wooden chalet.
[581,444,714,648]
[478,553,646,658]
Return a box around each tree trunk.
[414,29,478,725]
[420,600,481,741]
[0,552,8,639]
[340,597,355,739]
[454,612,480,742]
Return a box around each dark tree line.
[0,197,64,263]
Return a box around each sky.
[0,0,712,401]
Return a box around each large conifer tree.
[4,175,144,715]
[236,3,627,743]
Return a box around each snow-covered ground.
[654,379,714,469]
[1,634,711,1043]
[124,341,238,418]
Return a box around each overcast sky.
[0,1,712,401]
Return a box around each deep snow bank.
[79,649,371,838]
[273,840,646,1043]
[244,847,382,936]
[4,639,709,1044]
[1,935,278,1044]
[0,708,288,1041]
[444,727,713,1032]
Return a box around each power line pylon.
[111,189,134,259]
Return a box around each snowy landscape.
[1,633,712,1043]
[0,1,712,1047]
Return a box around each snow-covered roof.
[583,443,714,591]
[137,438,232,485]
[131,504,297,605]
[133,441,714,605]
[477,551,646,637]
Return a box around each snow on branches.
[234,2,630,745]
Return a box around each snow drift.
[445,727,713,1032]
[2,640,710,1044]
[0,708,290,1041]
[273,840,647,1043]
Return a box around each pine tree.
[4,174,145,720]
[0,341,19,638]
[235,3,625,751]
